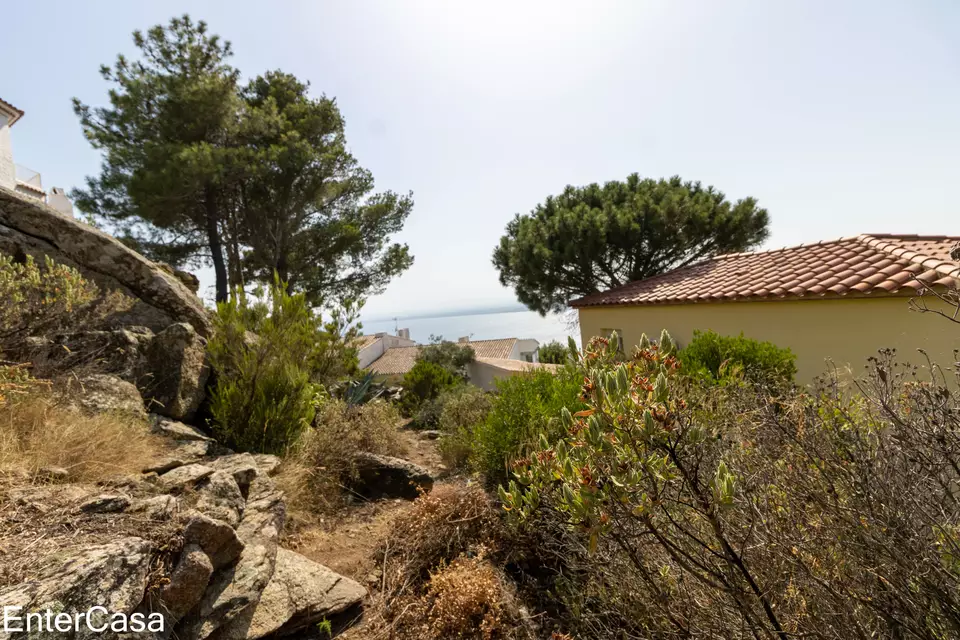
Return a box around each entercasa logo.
[2,606,165,634]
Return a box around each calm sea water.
[359,310,579,347]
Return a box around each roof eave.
[571,286,956,309]
[0,98,24,126]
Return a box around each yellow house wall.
[577,296,959,384]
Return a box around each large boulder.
[139,323,210,421]
[244,548,366,639]
[22,327,154,380]
[176,476,286,639]
[352,452,435,500]
[158,543,215,626]
[66,373,146,415]
[0,537,155,639]
[0,186,212,336]
[195,471,245,528]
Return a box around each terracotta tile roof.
[463,338,518,359]
[356,334,381,348]
[367,338,519,376]
[0,97,24,126]
[368,346,420,376]
[570,234,960,308]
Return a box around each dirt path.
[283,427,451,599]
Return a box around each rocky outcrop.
[23,326,154,379]
[176,477,286,640]
[245,548,366,639]
[151,414,214,442]
[0,186,211,336]
[139,323,210,421]
[352,452,435,500]
[0,327,376,639]
[159,543,215,625]
[0,537,155,639]
[68,373,147,415]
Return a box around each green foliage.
[537,340,570,364]
[679,329,796,385]
[417,336,476,380]
[206,280,357,454]
[0,255,130,359]
[72,15,243,301]
[237,72,414,306]
[436,385,492,469]
[469,366,584,486]
[493,174,769,314]
[399,361,459,418]
[501,337,960,638]
[73,15,414,305]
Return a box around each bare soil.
[282,426,456,638]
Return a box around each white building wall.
[514,338,540,363]
[358,339,385,369]
[0,115,14,190]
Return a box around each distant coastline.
[362,303,528,324]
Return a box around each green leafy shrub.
[537,340,570,364]
[418,336,476,380]
[469,366,584,486]
[0,254,131,360]
[679,329,796,385]
[399,360,460,418]
[502,335,960,639]
[207,282,328,454]
[436,386,492,469]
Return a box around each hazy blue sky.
[3,1,959,317]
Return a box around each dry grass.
[393,554,524,639]
[276,399,407,525]
[0,384,164,483]
[382,482,502,596]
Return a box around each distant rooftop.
[367,338,519,376]
[0,97,24,126]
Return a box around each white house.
[357,329,418,369]
[0,96,74,216]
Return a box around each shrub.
[437,386,492,469]
[418,336,476,380]
[276,399,404,521]
[399,360,460,418]
[0,254,131,361]
[207,282,324,454]
[395,556,524,640]
[469,366,584,486]
[502,334,960,639]
[537,340,570,365]
[679,329,796,385]
[0,368,163,482]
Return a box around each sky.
[3,1,959,319]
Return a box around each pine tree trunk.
[204,187,228,303]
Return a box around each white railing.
[15,164,42,187]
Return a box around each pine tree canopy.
[492,174,770,315]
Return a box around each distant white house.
[357,328,418,369]
[0,96,74,216]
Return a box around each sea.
[359,309,579,347]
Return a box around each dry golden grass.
[0,388,164,483]
[276,399,407,525]
[394,554,518,639]
[383,482,502,594]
